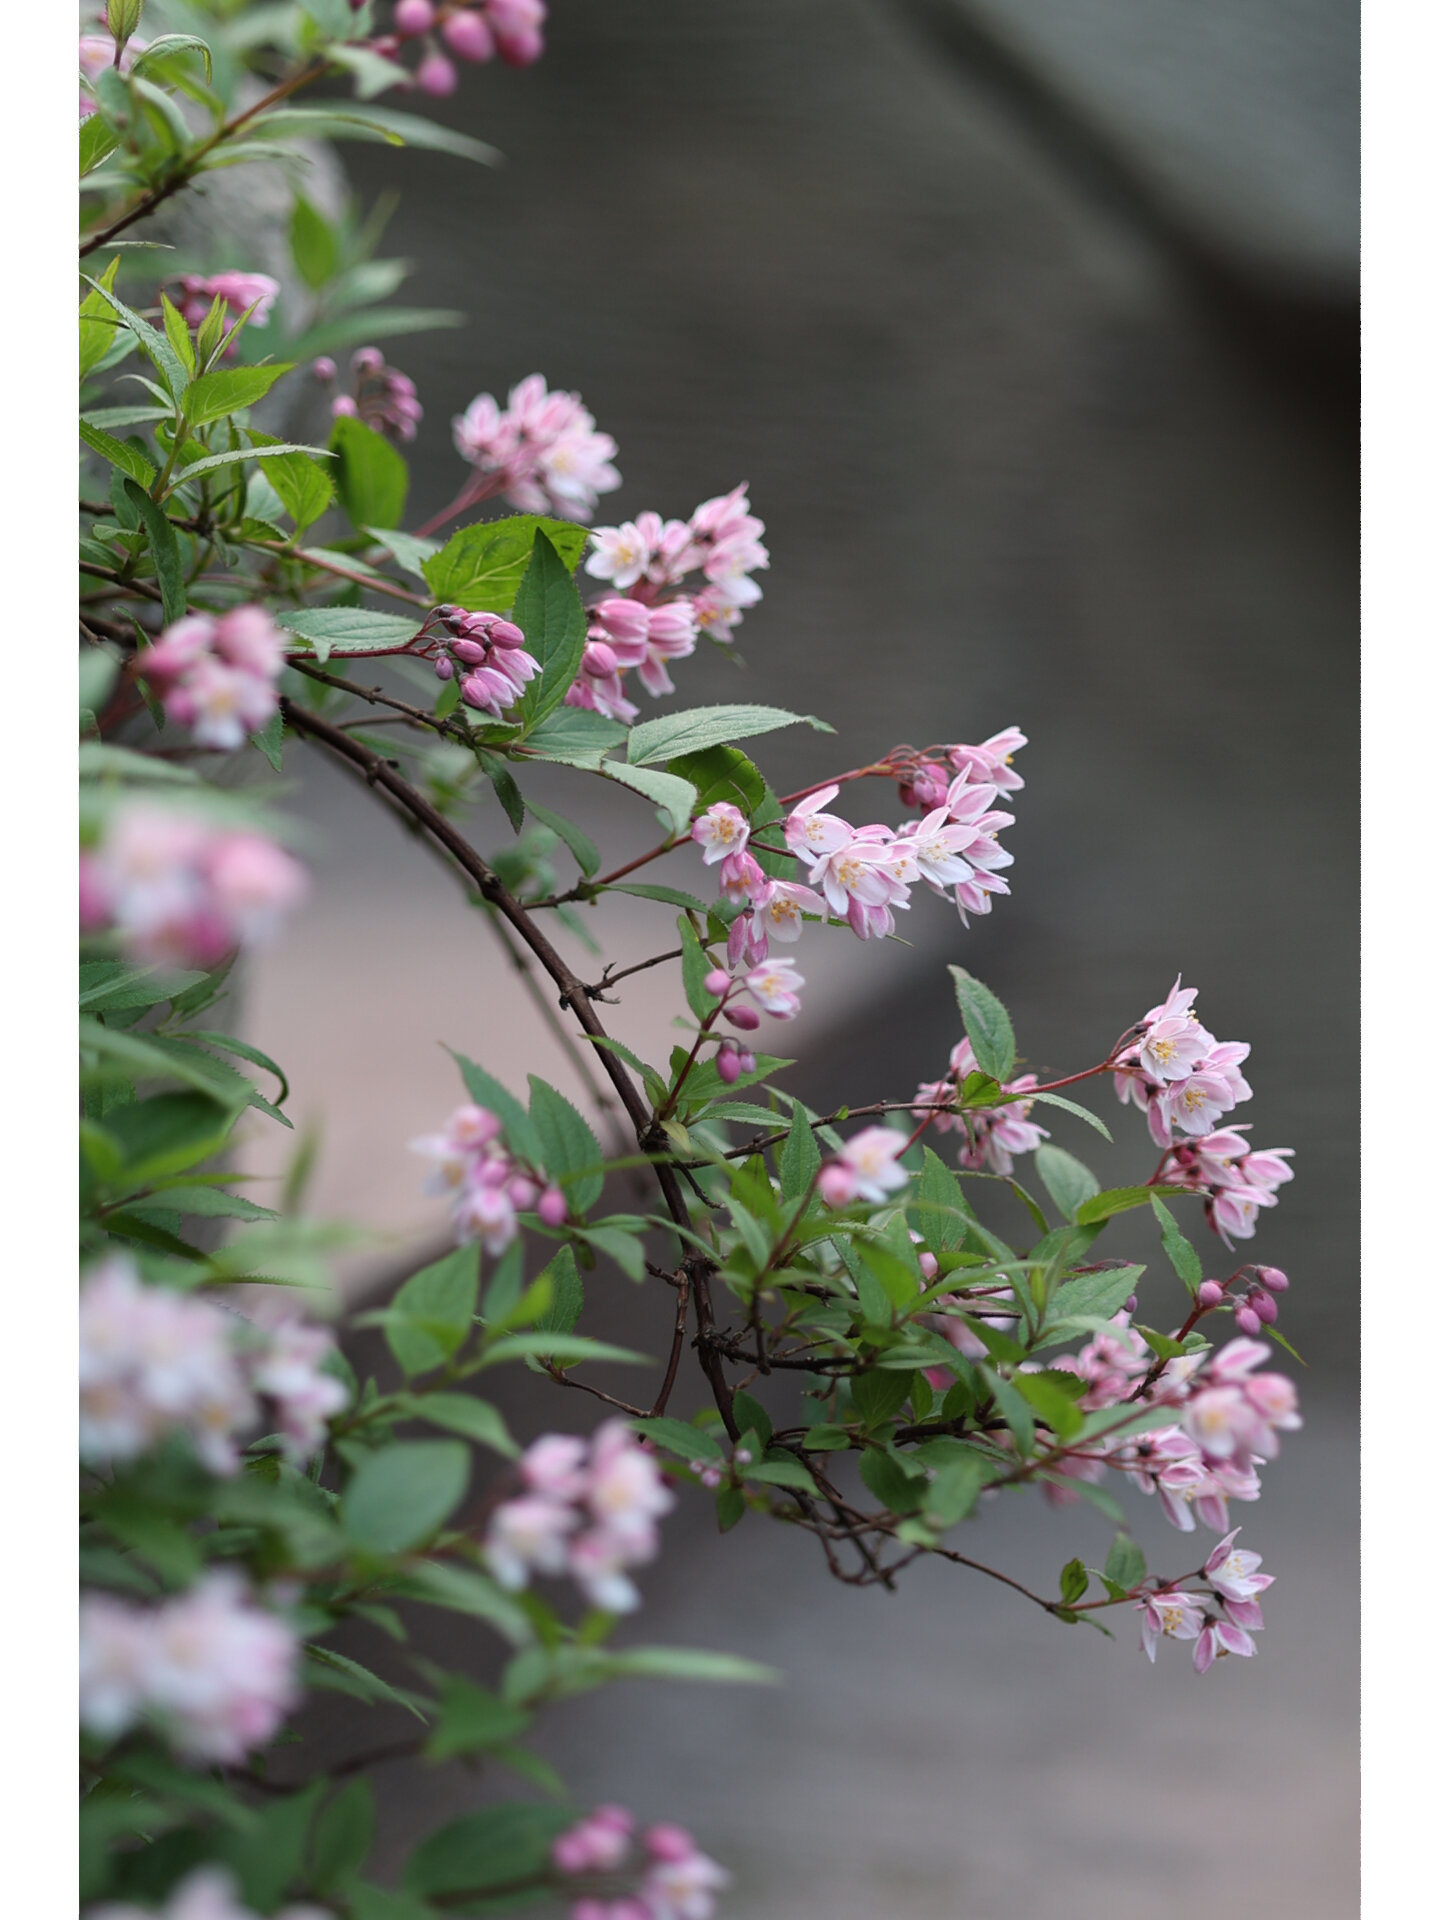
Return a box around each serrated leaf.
[512,531,588,726]
[1024,1090,1113,1140]
[1076,1185,1187,1225]
[79,273,188,402]
[423,516,589,612]
[779,1108,821,1201]
[1151,1194,1203,1291]
[627,704,832,766]
[409,1391,517,1457]
[603,762,697,838]
[329,414,408,529]
[527,1075,604,1210]
[341,1441,470,1554]
[450,1052,546,1166]
[275,605,421,662]
[121,478,185,622]
[385,1245,480,1377]
[185,362,293,428]
[1104,1533,1147,1590]
[78,417,155,489]
[515,704,628,768]
[948,967,1016,1083]
[524,800,600,877]
[1034,1143,1100,1223]
[251,103,501,167]
[631,1417,726,1464]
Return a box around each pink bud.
[703,968,731,997]
[1249,1288,1278,1325]
[1123,1294,1138,1314]
[731,1449,751,1469]
[918,1251,938,1280]
[582,640,618,677]
[716,1046,743,1085]
[508,1175,539,1210]
[817,1162,857,1208]
[537,1185,567,1227]
[496,26,544,66]
[416,50,458,95]
[352,346,385,376]
[488,619,527,649]
[1197,1280,1224,1309]
[644,1824,697,1865]
[1255,1265,1289,1294]
[434,654,454,680]
[393,0,435,32]
[724,1003,760,1031]
[1235,1306,1262,1336]
[330,394,359,418]
[696,1462,723,1489]
[451,637,488,664]
[442,9,495,61]
[311,356,336,381]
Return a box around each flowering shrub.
[79,3,1306,1914]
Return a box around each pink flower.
[587,523,652,590]
[740,956,805,1018]
[1193,1616,1258,1673]
[141,606,285,751]
[174,272,281,355]
[753,880,825,943]
[522,1433,590,1502]
[821,1127,910,1206]
[948,727,1027,793]
[1135,1586,1207,1661]
[585,1421,675,1552]
[452,373,619,521]
[249,1322,349,1464]
[692,803,749,865]
[79,1257,257,1475]
[484,1494,577,1590]
[1203,1528,1275,1605]
[639,1827,730,1920]
[553,1805,635,1875]
[81,1574,300,1762]
[912,1038,1048,1176]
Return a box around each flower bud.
[311,356,336,381]
[704,968,731,997]
[1249,1288,1278,1325]
[330,394,359,418]
[352,346,385,376]
[1123,1294,1138,1314]
[488,619,527,649]
[724,1003,760,1031]
[1255,1265,1289,1294]
[1235,1305,1262,1336]
[1196,1280,1224,1309]
[716,1045,743,1085]
[582,639,618,677]
[434,654,454,680]
[537,1185,567,1227]
[817,1161,857,1208]
[393,0,435,32]
[416,50,458,95]
[693,1461,723,1488]
[451,637,488,664]
[645,1824,699,1865]
[442,8,495,61]
[918,1251,939,1280]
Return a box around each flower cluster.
[779,760,1016,940]
[1134,1529,1274,1673]
[484,1422,675,1613]
[1157,1127,1295,1246]
[80,805,308,969]
[172,271,280,357]
[410,1103,566,1254]
[553,1806,729,1920]
[586,483,770,653]
[384,0,547,96]
[428,605,543,716]
[817,1126,912,1208]
[912,1036,1048,1176]
[139,606,286,751]
[79,1257,348,1474]
[80,1572,300,1762]
[702,957,807,1033]
[569,597,699,724]
[453,373,620,522]
[88,1865,333,1920]
[315,347,423,442]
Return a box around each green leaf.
[251,103,501,167]
[1075,1185,1186,1225]
[478,748,525,832]
[517,704,628,768]
[909,1147,977,1252]
[1151,1194,1203,1292]
[859,1447,924,1514]
[395,1562,531,1643]
[627,704,832,766]
[185,363,293,428]
[948,967,1016,1083]
[478,1332,648,1369]
[982,1367,1035,1453]
[251,709,285,770]
[450,1052,547,1166]
[329,414,409,529]
[364,525,440,581]
[290,195,339,290]
[527,1076,604,1210]
[275,605,421,662]
[603,762,698,838]
[1013,1369,1086,1440]
[159,295,197,379]
[80,113,121,179]
[608,881,711,913]
[1024,1090,1113,1141]
[664,743,768,815]
[404,1805,576,1899]
[731,1390,772,1447]
[409,1391,517,1457]
[330,42,413,99]
[79,256,123,378]
[512,531,588,726]
[130,34,215,85]
[211,1783,326,1913]
[423,516,590,612]
[250,430,334,531]
[779,1108,821,1201]
[531,1245,584,1343]
[309,1779,374,1895]
[385,1245,480,1377]
[743,1454,820,1495]
[78,417,155,489]
[121,478,185,623]
[79,272,189,402]
[1059,1557,1090,1605]
[424,1676,531,1763]
[677,914,720,1021]
[341,1440,470,1555]
[1043,1263,1144,1332]
[850,1369,915,1431]
[1034,1143,1100,1223]
[923,1451,991,1527]
[1104,1533,1147,1591]
[524,800,600,878]
[596,1645,779,1685]
[631,1416,726,1463]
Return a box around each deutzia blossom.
[140,607,286,752]
[249,1322,349,1464]
[640,1823,731,1920]
[452,373,619,521]
[1135,1587,1206,1661]
[818,1127,910,1207]
[692,803,750,865]
[740,956,805,1018]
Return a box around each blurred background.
[243,2,1358,1913]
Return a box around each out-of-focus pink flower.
[80,1257,257,1475]
[80,1574,300,1763]
[819,1127,910,1207]
[639,1826,730,1920]
[484,1494,577,1590]
[522,1434,590,1502]
[141,607,286,751]
[417,49,459,94]
[250,1322,349,1464]
[586,1421,675,1554]
[80,34,147,119]
[911,1038,1048,1177]
[174,272,280,355]
[336,347,423,442]
[553,1805,635,1875]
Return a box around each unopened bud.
[451,637,488,664]
[489,619,526,649]
[1255,1265,1289,1294]
[732,1448,752,1468]
[330,394,359,418]
[1123,1294,1138,1314]
[537,1185,568,1227]
[716,1045,743,1085]
[582,640,618,677]
[703,968,731,997]
[434,654,454,680]
[312,356,336,382]
[1196,1280,1224,1309]
[442,8,495,61]
[1249,1288,1278,1325]
[416,50,458,95]
[352,346,384,376]
[918,1251,938,1280]
[724,1003,760,1031]
[1235,1305,1262,1336]
[393,0,435,32]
